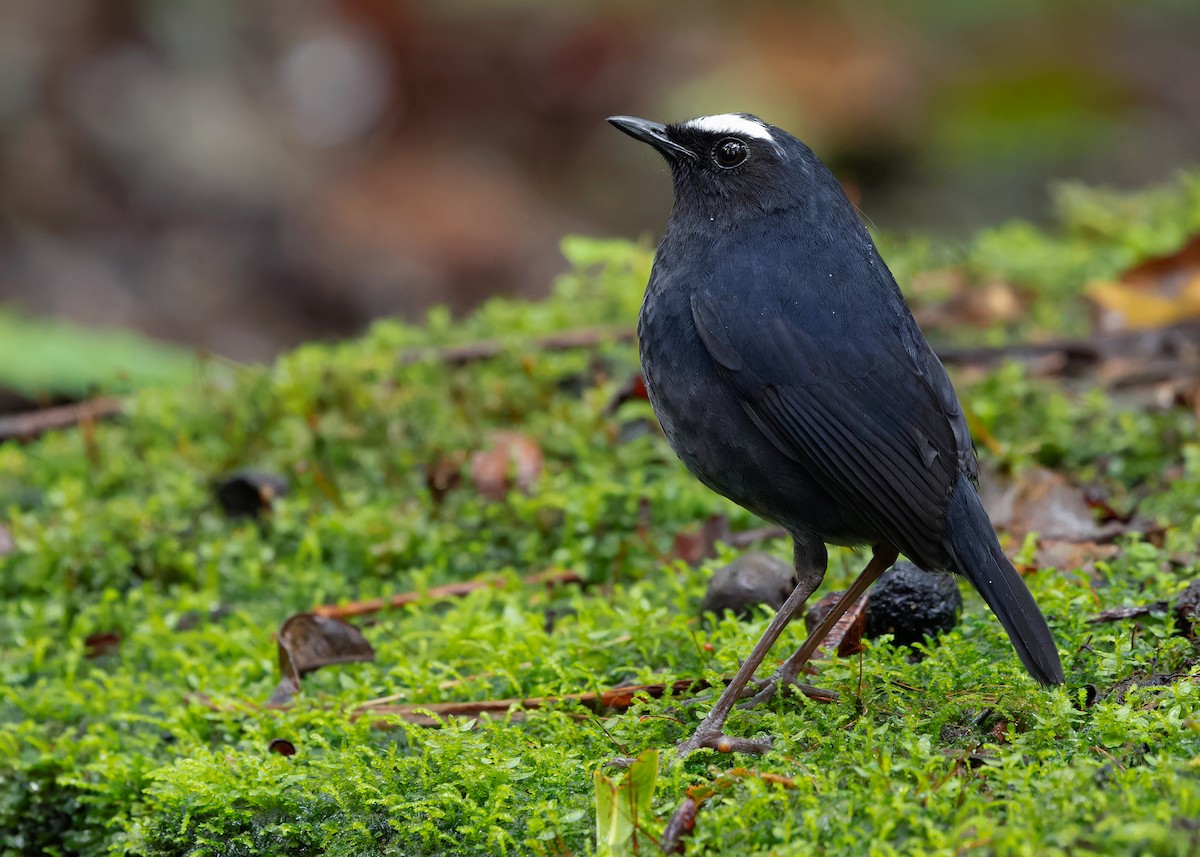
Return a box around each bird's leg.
[742,545,899,710]
[676,541,826,758]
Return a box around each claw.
[677,726,773,758]
[739,678,777,710]
[739,675,839,710]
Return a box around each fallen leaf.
[660,797,698,855]
[267,675,301,707]
[469,432,543,501]
[804,590,868,657]
[1087,234,1200,331]
[911,269,1026,330]
[981,466,1099,542]
[84,630,121,659]
[671,515,730,564]
[425,450,465,504]
[1034,539,1120,572]
[270,613,375,706]
[268,738,296,756]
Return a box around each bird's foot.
[676,720,773,758]
[681,673,772,707]
[739,672,838,710]
[739,676,779,709]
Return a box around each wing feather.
[692,290,966,565]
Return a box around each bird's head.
[608,113,846,227]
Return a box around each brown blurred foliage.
[1,0,1198,358]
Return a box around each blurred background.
[1,0,1199,363]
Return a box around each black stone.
[700,552,796,619]
[214,469,289,517]
[865,561,962,646]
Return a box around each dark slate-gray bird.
[608,112,1064,757]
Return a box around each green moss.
[3,179,1200,855]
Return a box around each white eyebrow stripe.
[684,114,775,142]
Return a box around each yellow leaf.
[1086,273,1200,329]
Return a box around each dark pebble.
[865,561,962,646]
[700,552,795,619]
[214,470,289,517]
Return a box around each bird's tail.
[945,473,1064,686]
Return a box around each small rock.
[215,470,289,517]
[865,562,962,646]
[700,552,795,619]
[1173,579,1200,639]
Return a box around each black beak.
[607,115,696,161]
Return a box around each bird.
[608,112,1064,757]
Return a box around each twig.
[395,320,1200,377]
[0,397,123,441]
[355,679,706,725]
[398,326,636,367]
[1087,601,1169,624]
[355,676,837,727]
[312,568,584,620]
[935,321,1200,368]
[725,524,788,548]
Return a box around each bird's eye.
[712,138,748,169]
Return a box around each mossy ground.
[4,178,1200,856]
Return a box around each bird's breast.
[637,273,848,538]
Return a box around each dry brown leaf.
[911,269,1025,330]
[671,514,730,565]
[269,613,376,706]
[267,738,297,756]
[425,450,465,504]
[1087,234,1200,331]
[469,432,543,501]
[84,630,121,659]
[661,798,698,855]
[980,466,1139,570]
[805,590,868,656]
[981,466,1102,543]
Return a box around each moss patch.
[3,182,1200,856]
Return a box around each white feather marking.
[684,114,775,142]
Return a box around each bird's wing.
[690,288,968,565]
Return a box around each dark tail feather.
[945,474,1064,686]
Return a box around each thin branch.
[935,320,1200,368]
[725,524,788,548]
[355,677,837,727]
[398,326,636,367]
[0,397,123,442]
[312,568,584,620]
